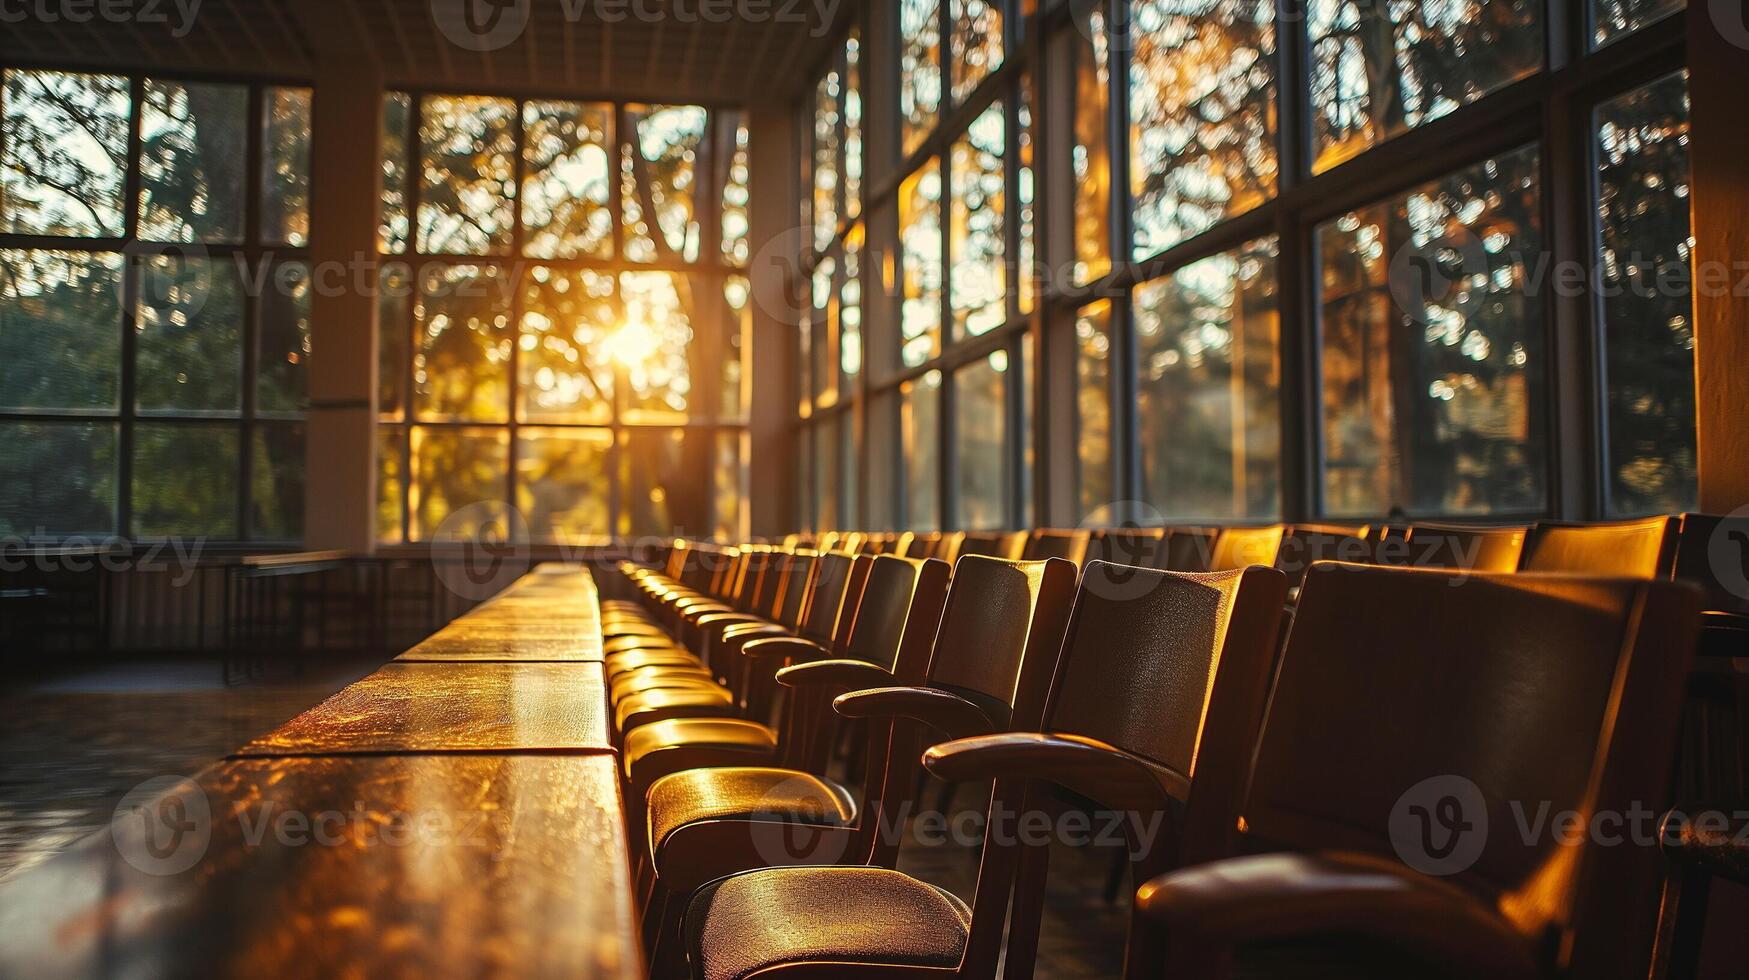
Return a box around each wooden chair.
[902,532,940,559]
[643,553,997,971]
[1390,523,1528,571]
[1205,524,1285,572]
[1137,561,1701,979]
[1519,516,1680,576]
[681,560,1290,979]
[1022,528,1091,565]
[954,531,1012,561]
[1088,527,1167,568]
[1273,523,1372,589]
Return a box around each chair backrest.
[663,539,690,578]
[1519,516,1680,576]
[679,545,728,592]
[890,531,916,557]
[735,548,777,609]
[1089,528,1166,568]
[926,555,1079,726]
[840,532,869,555]
[1241,562,1699,975]
[1023,529,1091,566]
[774,551,819,629]
[903,531,939,558]
[1162,527,1220,571]
[1206,524,1285,571]
[841,555,951,682]
[1394,523,1527,571]
[1673,513,1749,615]
[956,530,1011,561]
[1274,524,1371,586]
[1044,563,1289,832]
[934,531,967,562]
[817,531,841,552]
[797,551,863,647]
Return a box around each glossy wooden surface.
[0,565,641,978]
[0,755,640,979]
[237,662,611,755]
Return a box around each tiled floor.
[0,655,384,882]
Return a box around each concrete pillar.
[745,105,801,538]
[302,62,382,551]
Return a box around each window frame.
[0,63,314,543]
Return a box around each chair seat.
[647,767,855,856]
[685,867,971,980]
[610,669,723,705]
[606,649,701,677]
[605,633,682,655]
[623,718,778,786]
[616,685,737,732]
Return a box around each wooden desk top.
[0,566,640,978]
[0,755,639,980]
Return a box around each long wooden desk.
[0,565,641,979]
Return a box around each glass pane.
[900,160,944,367]
[951,0,1004,103]
[713,431,743,541]
[138,80,247,243]
[902,370,942,531]
[1020,335,1035,523]
[0,421,116,536]
[258,261,310,414]
[377,425,404,543]
[1129,0,1277,259]
[900,0,944,156]
[251,424,305,540]
[1310,1,1542,173]
[1594,0,1685,47]
[622,105,706,263]
[380,92,411,253]
[415,263,512,422]
[1597,71,1696,515]
[378,261,413,421]
[1,249,122,411]
[261,87,311,247]
[1018,78,1037,316]
[410,426,508,541]
[617,271,698,423]
[136,255,243,413]
[522,100,614,260]
[814,70,842,253]
[1318,145,1545,516]
[840,411,859,529]
[813,258,837,406]
[133,423,238,538]
[950,103,1006,340]
[1074,2,1112,284]
[1135,238,1281,520]
[955,351,1008,530]
[1077,303,1113,521]
[517,428,612,540]
[619,428,726,539]
[841,227,864,382]
[2,69,130,237]
[844,33,864,218]
[721,275,751,419]
[814,422,840,530]
[520,266,615,424]
[418,95,516,255]
[722,115,752,264]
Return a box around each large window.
[1,69,310,541]
[376,94,749,544]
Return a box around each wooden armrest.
[742,636,830,661]
[922,733,1185,814]
[833,686,999,741]
[1135,852,1539,980]
[775,659,896,691]
[1662,809,1749,885]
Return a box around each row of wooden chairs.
[598,515,1743,979]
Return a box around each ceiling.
[0,0,852,105]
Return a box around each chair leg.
[1652,865,1712,980]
